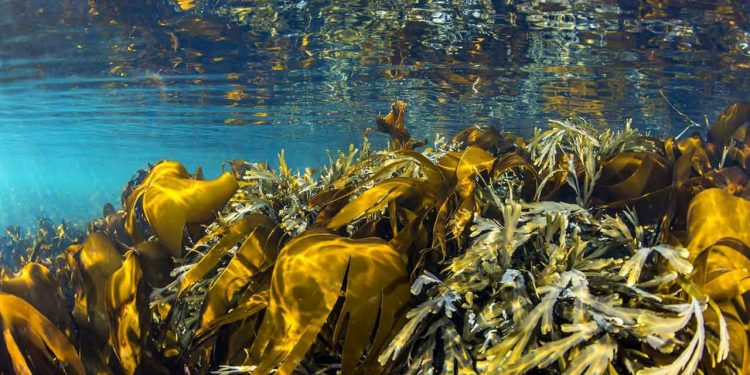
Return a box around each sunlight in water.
[0,1,749,374]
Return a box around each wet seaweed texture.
[1,101,750,375]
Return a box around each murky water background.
[1,0,749,229]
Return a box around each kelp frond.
[1,100,749,375]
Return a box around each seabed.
[0,100,749,374]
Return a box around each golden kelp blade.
[0,293,84,375]
[451,127,521,154]
[451,146,496,236]
[326,177,430,230]
[432,146,496,254]
[133,240,174,288]
[598,152,672,201]
[175,215,265,294]
[246,231,408,375]
[708,102,750,145]
[687,188,750,371]
[68,232,123,373]
[0,262,72,334]
[125,161,239,256]
[451,146,497,201]
[73,233,123,340]
[693,238,750,302]
[376,100,423,150]
[200,214,283,328]
[595,151,673,221]
[686,188,750,259]
[106,251,148,375]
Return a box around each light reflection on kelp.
[0,100,749,374]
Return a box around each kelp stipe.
[0,100,748,374]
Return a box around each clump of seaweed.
[0,100,749,375]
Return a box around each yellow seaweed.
[375,100,426,150]
[687,188,750,371]
[246,231,409,375]
[326,177,432,230]
[433,145,496,254]
[687,188,750,258]
[200,214,283,328]
[598,152,672,201]
[0,293,85,375]
[0,262,72,335]
[64,232,124,373]
[125,161,239,257]
[106,251,148,375]
[708,102,750,145]
[176,214,271,295]
[3,100,750,374]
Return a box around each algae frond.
[1,100,749,374]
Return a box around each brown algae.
[0,101,749,374]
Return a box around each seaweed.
[0,100,749,374]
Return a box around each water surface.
[1,0,749,229]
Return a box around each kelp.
[0,293,84,375]
[68,232,124,373]
[375,99,426,150]
[124,160,239,256]
[199,214,282,329]
[0,262,72,335]
[0,217,83,269]
[246,231,409,374]
[687,188,750,370]
[0,100,749,374]
[106,251,149,374]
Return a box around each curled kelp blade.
[375,100,425,150]
[326,177,435,230]
[491,151,539,199]
[708,102,750,145]
[68,231,123,373]
[246,231,408,375]
[597,152,672,201]
[0,262,73,335]
[451,127,526,155]
[671,135,712,183]
[106,250,149,375]
[0,292,84,375]
[125,160,239,256]
[595,151,673,222]
[431,145,497,255]
[692,238,750,302]
[175,215,270,295]
[687,191,750,267]
[200,214,283,328]
[687,188,750,372]
[687,188,750,259]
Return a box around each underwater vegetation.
[1,101,750,374]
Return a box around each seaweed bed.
[1,100,750,375]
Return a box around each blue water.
[1,0,750,229]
